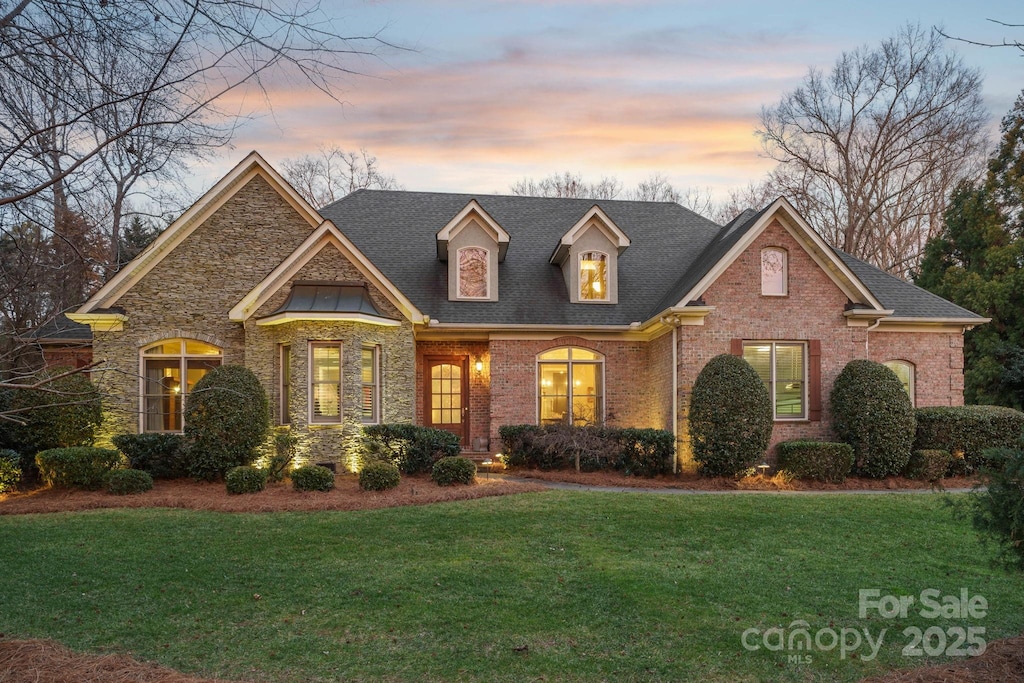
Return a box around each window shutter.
[808,340,822,421]
[730,338,743,356]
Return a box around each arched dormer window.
[884,360,915,406]
[537,346,604,425]
[457,246,489,299]
[141,339,222,432]
[761,247,788,296]
[579,251,609,301]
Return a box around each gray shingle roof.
[26,314,92,341]
[834,251,986,320]
[318,190,984,326]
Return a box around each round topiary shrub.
[358,460,400,491]
[184,365,270,481]
[432,456,477,486]
[689,354,772,477]
[830,360,915,478]
[225,465,268,494]
[903,449,952,482]
[292,464,336,492]
[106,469,154,495]
[0,449,21,494]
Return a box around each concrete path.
[488,472,975,495]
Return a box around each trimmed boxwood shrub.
[359,460,400,491]
[225,465,267,494]
[112,433,188,479]
[184,365,270,481]
[432,456,476,486]
[292,464,335,492]
[777,441,855,483]
[106,469,154,495]
[914,406,1024,472]
[0,449,21,493]
[689,354,772,477]
[830,360,915,478]
[903,449,953,482]
[361,424,460,474]
[969,446,1024,570]
[36,447,123,490]
[616,428,675,477]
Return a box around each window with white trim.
[361,345,381,424]
[742,342,806,419]
[141,339,221,432]
[310,342,342,423]
[279,343,291,425]
[579,251,609,301]
[457,246,489,299]
[761,247,788,296]
[884,360,915,406]
[538,347,604,425]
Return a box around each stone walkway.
[489,472,975,495]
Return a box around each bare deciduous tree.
[510,172,715,217]
[282,145,402,208]
[938,19,1024,55]
[756,24,988,276]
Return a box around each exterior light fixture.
[757,462,770,477]
[474,357,484,373]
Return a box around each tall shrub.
[0,369,102,456]
[830,360,915,478]
[689,354,772,477]
[969,445,1024,571]
[914,406,1024,471]
[184,365,269,480]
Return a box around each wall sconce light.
[474,357,484,373]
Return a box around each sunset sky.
[208,0,1022,203]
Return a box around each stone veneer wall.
[670,218,966,465]
[89,175,317,444]
[245,243,415,469]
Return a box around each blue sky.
[207,0,1022,201]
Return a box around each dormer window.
[550,205,630,305]
[761,247,788,296]
[457,247,489,299]
[579,252,608,301]
[437,200,508,302]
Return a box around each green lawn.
[1,491,1022,682]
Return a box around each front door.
[425,356,468,447]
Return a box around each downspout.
[672,323,678,474]
[660,315,680,474]
[865,318,882,358]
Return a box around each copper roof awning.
[256,281,401,326]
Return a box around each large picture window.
[538,346,604,425]
[742,342,806,419]
[579,252,608,301]
[310,342,342,423]
[457,246,489,299]
[142,339,222,432]
[361,345,381,424]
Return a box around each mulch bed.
[2,634,1022,683]
[0,474,547,516]
[507,468,978,491]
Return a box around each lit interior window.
[580,252,608,301]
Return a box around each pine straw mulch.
[507,468,978,492]
[2,635,1022,683]
[0,474,547,516]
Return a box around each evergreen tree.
[917,93,1024,408]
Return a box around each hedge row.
[498,424,674,476]
[776,441,854,483]
[361,424,461,474]
[35,447,124,490]
[913,406,1024,472]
